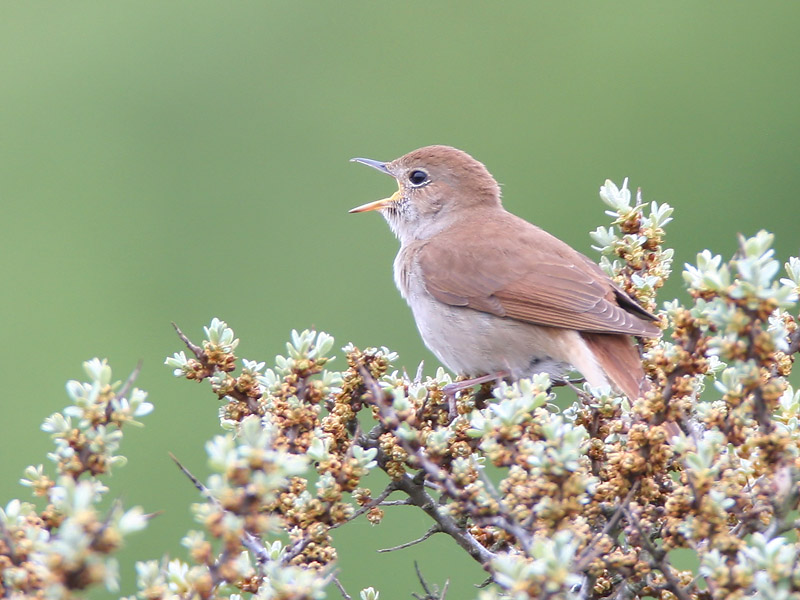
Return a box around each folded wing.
[418,212,660,337]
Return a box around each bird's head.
[350,145,501,243]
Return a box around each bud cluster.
[1,359,152,598]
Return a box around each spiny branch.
[169,452,272,566]
[357,366,495,567]
[172,321,204,358]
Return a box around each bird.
[349,145,660,401]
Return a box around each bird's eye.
[407,169,428,187]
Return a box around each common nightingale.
[350,145,660,400]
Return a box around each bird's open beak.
[350,157,392,175]
[349,156,400,213]
[349,189,401,213]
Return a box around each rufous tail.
[582,332,648,402]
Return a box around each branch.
[356,366,495,567]
[393,471,495,567]
[358,367,464,499]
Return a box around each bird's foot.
[550,376,585,389]
[548,376,588,399]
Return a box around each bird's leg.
[442,370,511,395]
[442,371,510,420]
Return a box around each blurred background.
[1,3,799,597]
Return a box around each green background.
[1,3,799,598]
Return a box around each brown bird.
[350,145,660,401]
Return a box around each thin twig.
[377,525,439,553]
[93,498,123,544]
[333,576,352,600]
[380,499,414,507]
[329,482,398,530]
[172,321,204,358]
[412,562,449,600]
[282,536,314,565]
[169,452,206,495]
[415,561,433,597]
[116,361,143,403]
[105,361,143,421]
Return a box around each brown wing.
[418,211,660,337]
